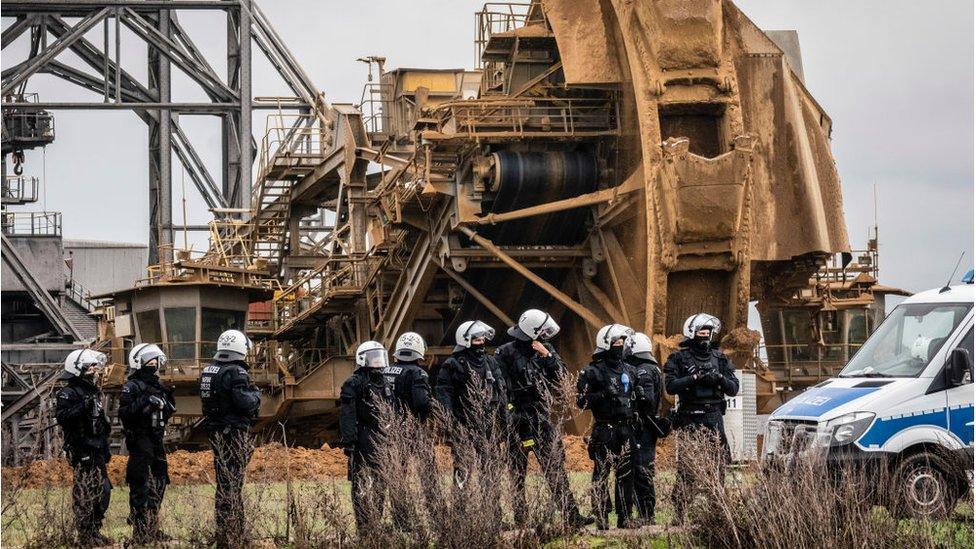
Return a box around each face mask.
[692,335,711,353]
[470,342,486,356]
[606,345,624,361]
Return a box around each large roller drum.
[482,151,599,246]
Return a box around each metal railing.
[64,276,100,313]
[435,96,617,137]
[359,82,393,136]
[105,340,278,385]
[273,254,385,331]
[757,342,863,386]
[1,211,61,236]
[474,2,531,65]
[257,112,323,178]
[2,175,39,204]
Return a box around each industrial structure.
[2,0,905,457]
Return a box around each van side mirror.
[947,348,972,386]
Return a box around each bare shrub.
[344,368,590,548]
[669,428,970,549]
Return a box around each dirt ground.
[3,435,676,489]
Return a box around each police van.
[762,283,974,517]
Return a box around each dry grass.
[1,371,972,547]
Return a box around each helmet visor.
[467,323,495,342]
[149,354,168,373]
[362,348,389,369]
[535,325,559,341]
[81,352,107,373]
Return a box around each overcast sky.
[3,0,973,295]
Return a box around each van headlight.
[818,412,875,447]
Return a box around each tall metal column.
[147,9,173,263]
[238,0,252,211]
[223,0,251,211]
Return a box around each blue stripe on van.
[772,386,879,419]
[857,408,947,448]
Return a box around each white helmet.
[624,332,655,362]
[214,329,251,362]
[394,332,426,362]
[683,313,722,339]
[356,340,389,369]
[594,324,634,353]
[910,336,934,362]
[129,343,167,371]
[63,349,107,378]
[508,309,560,341]
[455,320,495,349]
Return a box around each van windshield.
[839,302,972,378]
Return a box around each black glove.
[706,370,724,386]
[148,395,166,410]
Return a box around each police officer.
[576,324,639,530]
[119,343,176,544]
[55,349,112,547]
[623,332,664,526]
[435,320,507,525]
[496,309,592,527]
[382,332,440,528]
[664,313,739,522]
[200,329,261,548]
[340,340,395,532]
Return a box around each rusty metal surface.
[79,0,878,445]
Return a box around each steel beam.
[147,9,173,263]
[472,177,642,225]
[1,15,39,49]
[2,1,238,13]
[1,235,81,340]
[456,226,607,329]
[238,0,252,211]
[0,8,109,96]
[121,7,235,101]
[437,260,514,328]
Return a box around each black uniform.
[200,360,261,547]
[663,342,739,521]
[118,367,176,542]
[434,347,508,525]
[55,375,112,545]
[381,359,440,527]
[339,367,395,531]
[627,356,664,525]
[577,353,639,529]
[495,339,584,525]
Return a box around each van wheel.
[892,451,957,519]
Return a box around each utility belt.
[593,417,634,429]
[677,401,725,416]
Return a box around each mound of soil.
[3,436,678,489]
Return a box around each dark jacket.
[576,354,639,423]
[339,367,395,454]
[200,360,261,431]
[663,345,738,411]
[629,358,663,422]
[119,369,176,435]
[435,348,508,427]
[55,376,111,465]
[495,339,565,414]
[382,360,432,420]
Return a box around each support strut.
[456,226,606,329]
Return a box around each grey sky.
[3,0,973,295]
